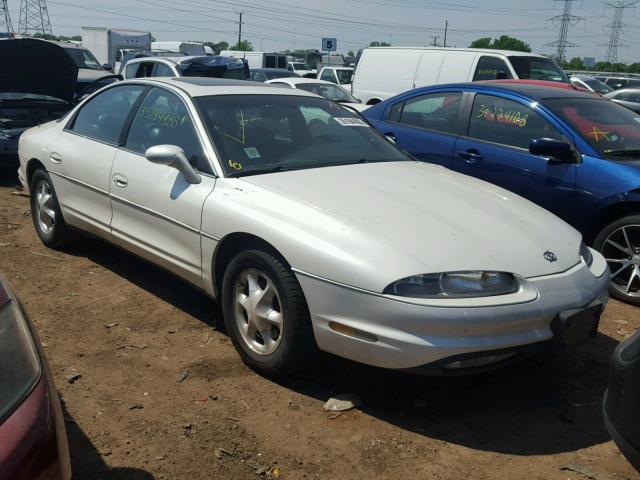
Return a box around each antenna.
[18,0,52,35]
[1,0,13,33]
[545,0,584,64]
[602,0,639,63]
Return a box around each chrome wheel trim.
[233,268,284,356]
[34,180,56,235]
[601,224,640,298]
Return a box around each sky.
[6,0,640,63]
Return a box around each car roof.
[267,77,336,86]
[471,81,599,100]
[365,46,546,58]
[131,77,320,98]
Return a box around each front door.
[109,87,216,287]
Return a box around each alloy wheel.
[34,180,56,235]
[233,268,284,355]
[601,224,640,299]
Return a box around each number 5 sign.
[322,38,337,52]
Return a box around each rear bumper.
[604,393,640,472]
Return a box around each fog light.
[445,352,515,370]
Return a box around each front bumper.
[296,261,610,371]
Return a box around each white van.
[220,51,287,70]
[352,47,569,105]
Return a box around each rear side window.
[69,85,145,144]
[154,63,175,77]
[468,94,565,150]
[124,88,209,173]
[606,79,628,89]
[396,92,462,135]
[473,56,513,81]
[265,56,276,68]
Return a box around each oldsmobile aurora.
[18,78,610,376]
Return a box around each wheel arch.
[211,232,290,298]
[589,199,640,245]
[26,158,47,186]
[366,97,382,105]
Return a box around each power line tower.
[545,0,584,65]
[18,0,52,36]
[0,0,13,33]
[603,0,639,63]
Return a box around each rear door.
[374,91,464,167]
[436,52,476,84]
[109,86,216,287]
[452,92,577,216]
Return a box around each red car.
[0,274,71,480]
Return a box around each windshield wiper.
[605,149,640,158]
[227,166,286,178]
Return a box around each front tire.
[29,169,73,249]
[594,215,640,306]
[221,249,316,378]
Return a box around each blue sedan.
[363,82,640,305]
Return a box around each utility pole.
[443,20,448,47]
[544,0,583,65]
[236,11,243,48]
[603,0,639,63]
[18,0,53,35]
[0,0,13,34]
[293,28,296,50]
[430,35,440,47]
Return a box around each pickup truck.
[316,66,354,91]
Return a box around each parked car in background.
[597,76,640,91]
[605,88,640,114]
[81,27,152,73]
[363,82,640,304]
[1,38,78,168]
[123,56,249,80]
[151,41,206,56]
[569,74,613,94]
[18,77,609,377]
[249,68,300,82]
[318,66,354,90]
[352,47,568,105]
[604,329,640,472]
[287,61,316,78]
[220,51,287,69]
[0,273,71,480]
[265,77,367,112]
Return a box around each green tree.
[565,57,584,70]
[369,41,391,47]
[230,40,253,51]
[347,50,355,57]
[469,35,531,52]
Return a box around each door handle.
[384,132,397,143]
[49,152,62,163]
[457,149,484,163]
[112,174,128,188]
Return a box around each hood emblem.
[544,251,558,263]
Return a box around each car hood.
[240,161,581,283]
[0,38,78,102]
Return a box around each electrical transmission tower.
[1,0,13,33]
[18,0,52,35]
[603,0,639,63]
[545,0,584,65]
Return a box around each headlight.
[383,271,518,298]
[0,284,41,423]
[580,241,593,267]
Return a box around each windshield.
[582,78,613,94]
[266,70,299,80]
[509,56,569,83]
[295,83,358,103]
[336,69,354,84]
[64,47,102,70]
[547,98,640,160]
[291,63,308,70]
[196,94,408,176]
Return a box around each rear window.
[508,56,569,83]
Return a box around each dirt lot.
[1,171,639,480]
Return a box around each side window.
[135,62,155,78]
[69,85,145,144]
[124,88,210,173]
[115,50,122,62]
[320,70,336,83]
[388,101,403,123]
[468,94,565,150]
[473,56,513,81]
[125,63,141,79]
[397,92,462,135]
[253,72,266,82]
[154,63,175,77]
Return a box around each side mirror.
[145,145,202,184]
[102,63,113,71]
[529,138,576,163]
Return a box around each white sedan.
[18,78,610,377]
[265,77,368,112]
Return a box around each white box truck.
[81,27,152,72]
[220,51,287,69]
[152,41,206,56]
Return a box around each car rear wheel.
[221,249,316,377]
[594,215,640,306]
[29,169,73,249]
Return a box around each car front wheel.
[29,169,73,249]
[594,215,640,306]
[221,249,316,377]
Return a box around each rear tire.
[29,169,73,249]
[593,215,640,306]
[221,249,316,378]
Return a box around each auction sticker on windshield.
[244,147,261,159]
[334,117,368,127]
